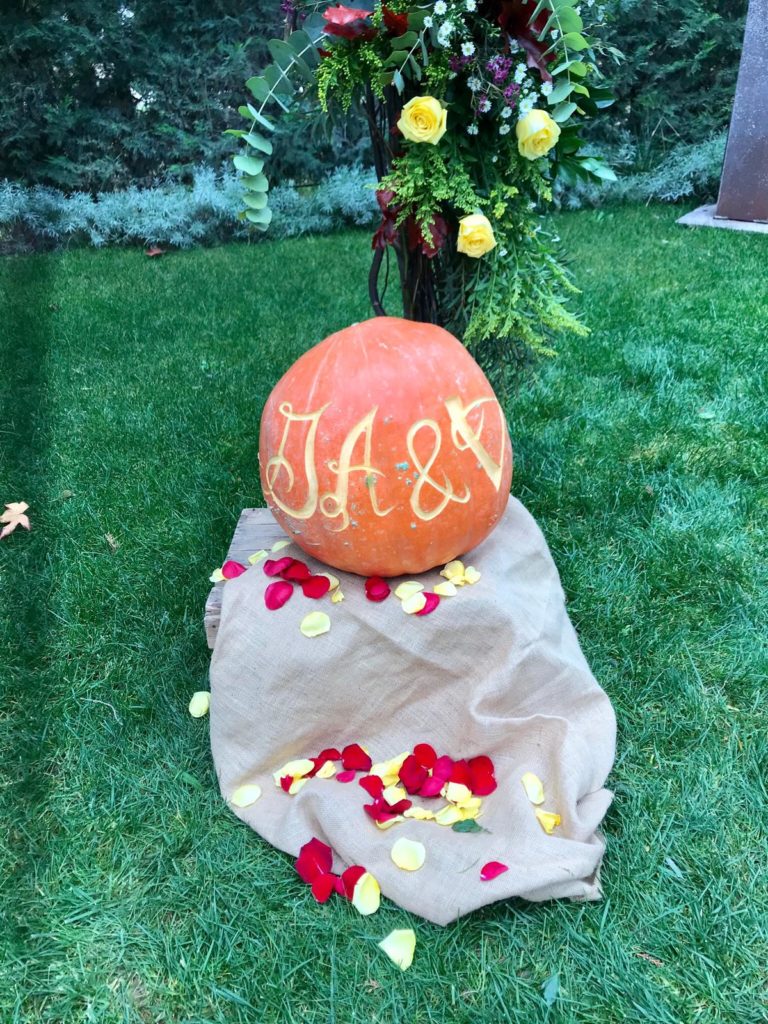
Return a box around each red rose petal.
[265,580,294,610]
[416,592,440,616]
[449,759,471,787]
[364,576,391,602]
[301,575,332,599]
[341,743,373,772]
[359,775,384,798]
[282,560,312,582]
[334,875,346,896]
[480,860,509,882]
[336,769,357,783]
[418,775,445,798]
[469,755,498,796]
[386,798,412,815]
[310,872,337,903]
[398,753,428,794]
[413,743,437,769]
[432,755,454,781]
[317,747,342,763]
[221,560,247,579]
[295,838,333,883]
[340,864,367,898]
[264,556,295,577]
[279,774,293,793]
[364,802,401,824]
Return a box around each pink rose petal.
[263,556,295,577]
[336,770,357,783]
[432,755,454,782]
[480,860,509,882]
[282,560,312,582]
[418,775,445,798]
[301,575,332,599]
[265,580,294,610]
[365,576,391,602]
[416,592,440,616]
[221,560,247,579]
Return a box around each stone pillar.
[715,0,768,223]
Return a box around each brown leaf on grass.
[105,532,120,553]
[1,502,31,539]
[144,246,166,257]
[634,951,663,967]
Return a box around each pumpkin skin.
[259,317,512,577]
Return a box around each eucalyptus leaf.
[559,31,589,50]
[243,192,268,209]
[233,154,265,176]
[245,207,273,228]
[245,76,271,104]
[242,132,273,155]
[552,100,578,122]
[547,79,575,105]
[390,31,419,48]
[393,69,405,93]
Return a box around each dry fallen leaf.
[1,502,31,540]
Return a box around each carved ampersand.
[264,397,506,529]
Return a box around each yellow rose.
[515,109,561,160]
[397,96,447,145]
[456,214,496,259]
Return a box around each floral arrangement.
[232,1,617,368]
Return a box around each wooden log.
[205,507,286,649]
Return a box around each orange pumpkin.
[259,317,513,577]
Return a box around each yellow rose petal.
[521,771,545,805]
[331,589,344,604]
[433,580,458,597]
[272,758,314,787]
[319,572,340,591]
[403,806,434,821]
[288,777,309,796]
[375,815,405,830]
[445,782,472,805]
[351,871,381,915]
[230,783,262,808]
[378,929,416,971]
[402,592,427,615]
[188,691,211,718]
[391,837,426,871]
[209,568,225,583]
[316,760,337,779]
[248,549,268,565]
[535,809,561,834]
[463,565,481,585]
[370,752,409,786]
[434,804,464,826]
[394,580,425,601]
[271,539,291,552]
[382,784,408,805]
[300,611,330,637]
[441,559,465,581]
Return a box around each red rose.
[322,4,376,40]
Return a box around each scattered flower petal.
[316,746,342,765]
[391,837,426,871]
[365,576,391,602]
[374,814,405,829]
[315,760,337,779]
[469,755,498,796]
[445,782,472,805]
[535,809,561,834]
[282,559,312,581]
[295,838,333,883]
[463,565,482,585]
[273,758,315,787]
[301,575,332,599]
[431,755,455,782]
[342,743,373,772]
[271,539,292,552]
[351,871,381,915]
[221,560,247,579]
[370,752,409,786]
[399,754,428,794]
[434,804,464,826]
[433,580,458,597]
[319,572,340,590]
[359,774,385,798]
[449,759,471,787]
[265,580,294,610]
[188,691,210,718]
[441,560,465,581]
[340,864,367,898]
[416,592,440,616]
[230,783,262,807]
[413,743,437,769]
[394,580,424,601]
[331,589,345,604]
[288,777,309,795]
[209,568,225,583]
[418,775,445,798]
[336,770,357,783]
[403,806,435,820]
[310,872,337,903]
[300,611,330,637]
[480,860,509,881]
[248,549,268,564]
[401,592,427,614]
[521,772,545,805]
[279,775,293,793]
[382,784,409,805]
[378,929,416,971]
[264,556,295,577]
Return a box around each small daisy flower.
[499,248,508,257]
[491,155,498,162]
[423,15,433,26]
[467,123,479,135]
[513,63,527,84]
[437,21,454,44]
[478,96,491,113]
[434,0,447,14]
[461,41,475,57]
[501,106,512,119]
[499,123,510,135]
[541,81,553,96]
[467,75,482,91]
[465,0,477,9]
[519,95,534,115]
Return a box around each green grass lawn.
[1,206,766,1023]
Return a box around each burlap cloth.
[209,498,616,926]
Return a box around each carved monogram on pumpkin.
[264,397,506,530]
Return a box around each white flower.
[491,155,498,162]
[434,0,447,14]
[467,123,479,135]
[499,123,510,135]
[541,81,553,96]
[467,75,482,91]
[499,248,508,257]
[461,41,475,56]
[423,15,433,27]
[519,95,534,115]
[513,63,527,84]
[551,29,559,39]
[501,106,512,119]
[478,97,491,112]
[436,21,454,45]
[465,0,477,8]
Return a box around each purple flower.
[503,82,521,103]
[486,55,513,84]
[449,54,473,71]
